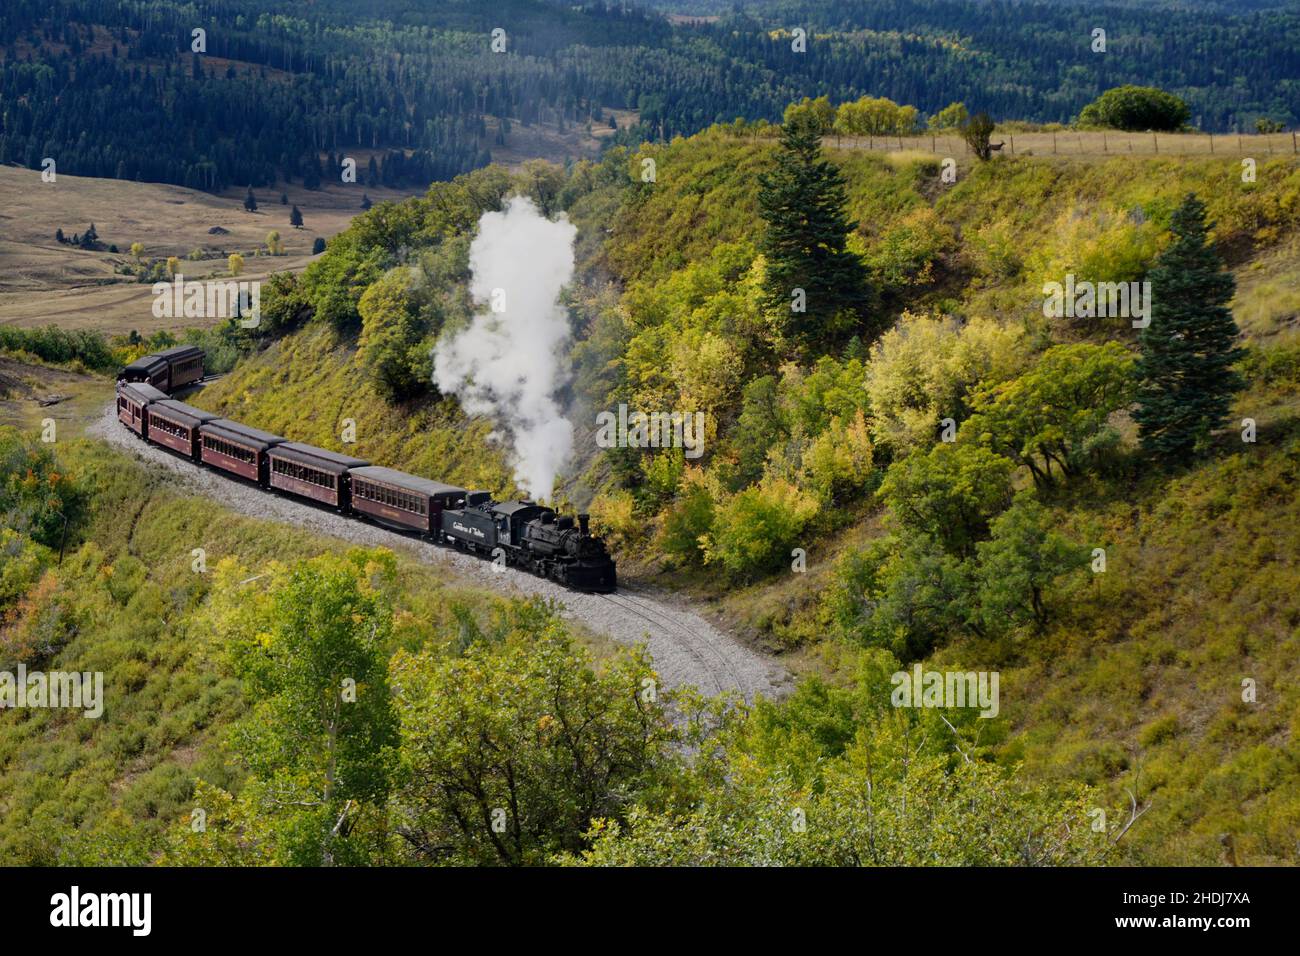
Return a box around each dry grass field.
[0,163,420,336]
[0,112,626,338]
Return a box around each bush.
[832,533,978,661]
[589,489,642,551]
[865,313,1027,456]
[1078,86,1190,132]
[658,479,715,567]
[702,479,819,582]
[974,493,1090,634]
[800,410,875,505]
[0,428,86,549]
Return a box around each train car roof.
[152,399,220,426]
[491,501,550,518]
[117,381,169,403]
[122,355,168,375]
[348,465,464,498]
[155,345,205,361]
[202,418,286,450]
[269,442,370,474]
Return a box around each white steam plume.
[432,195,576,501]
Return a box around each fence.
[826,130,1300,159]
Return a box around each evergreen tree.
[243,187,258,213]
[1134,193,1244,461]
[290,205,304,229]
[757,114,873,352]
[360,193,372,211]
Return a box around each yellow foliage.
[865,312,1028,454]
[801,409,875,503]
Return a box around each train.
[117,348,617,593]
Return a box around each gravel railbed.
[90,403,791,702]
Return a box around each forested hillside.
[165,117,1300,864]
[1,0,1295,193]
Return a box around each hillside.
[185,125,1300,863]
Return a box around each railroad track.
[598,589,747,698]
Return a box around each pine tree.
[757,114,873,352]
[243,187,257,213]
[360,193,372,211]
[1134,193,1244,461]
[290,205,304,229]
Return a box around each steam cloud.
[433,196,577,501]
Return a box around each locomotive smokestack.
[578,513,589,536]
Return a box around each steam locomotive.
[117,349,617,593]
[439,495,617,592]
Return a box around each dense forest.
[0,0,1296,193]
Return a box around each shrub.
[865,313,1027,456]
[589,489,642,551]
[1077,86,1190,132]
[658,480,715,567]
[800,409,875,505]
[702,478,819,582]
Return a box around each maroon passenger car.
[198,419,285,483]
[117,381,169,436]
[120,345,204,392]
[147,399,220,460]
[347,465,465,534]
[267,442,370,510]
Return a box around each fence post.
[1010,134,1015,156]
[1102,132,1107,154]
[1052,132,1057,154]
[1153,132,1158,154]
[1293,131,1297,154]
[1209,133,1213,154]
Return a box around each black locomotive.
[440,497,617,592]
[117,349,617,593]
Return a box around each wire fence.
[825,130,1300,159]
